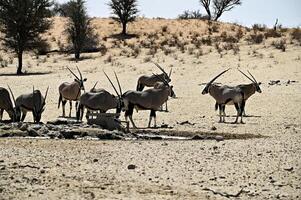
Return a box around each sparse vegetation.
[272,39,286,52]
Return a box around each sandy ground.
[0,18,301,199]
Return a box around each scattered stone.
[284,167,294,172]
[93,159,98,163]
[38,126,49,135]
[27,128,40,137]
[269,80,281,85]
[47,131,60,139]
[40,169,46,174]
[177,121,195,126]
[215,135,224,141]
[127,164,136,170]
[211,126,217,131]
[19,123,29,131]
[31,124,43,131]
[97,132,122,140]
[1,125,11,130]
[191,135,206,140]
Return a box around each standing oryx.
[58,66,87,117]
[15,87,49,123]
[0,86,20,122]
[76,72,124,121]
[136,62,172,112]
[202,69,246,124]
[123,73,176,128]
[215,69,262,116]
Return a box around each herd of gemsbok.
[0,62,261,128]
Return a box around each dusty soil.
[0,18,301,199]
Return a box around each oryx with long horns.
[123,73,176,128]
[58,66,87,117]
[202,69,246,124]
[136,62,173,111]
[76,72,124,121]
[215,69,262,116]
[0,86,20,122]
[15,87,49,123]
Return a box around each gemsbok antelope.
[58,66,87,117]
[76,72,124,121]
[123,73,176,128]
[136,62,172,112]
[15,87,49,123]
[215,69,262,116]
[0,86,20,122]
[202,69,246,124]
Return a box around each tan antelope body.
[124,74,176,128]
[0,87,19,121]
[58,66,87,117]
[16,87,48,123]
[215,70,262,116]
[136,63,172,112]
[77,72,124,121]
[202,69,245,123]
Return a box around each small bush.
[264,29,281,38]
[252,24,267,32]
[291,28,301,42]
[161,25,168,33]
[246,33,264,44]
[143,56,151,63]
[272,39,286,52]
[201,36,212,46]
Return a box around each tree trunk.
[17,51,23,75]
[122,22,127,35]
[75,51,80,60]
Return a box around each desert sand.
[0,18,300,199]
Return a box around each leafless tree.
[200,0,242,21]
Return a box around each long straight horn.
[153,73,168,85]
[91,81,98,91]
[7,85,16,107]
[103,71,120,97]
[169,68,173,78]
[114,71,123,95]
[32,86,36,113]
[76,65,83,80]
[44,86,49,102]
[247,70,258,83]
[207,68,231,86]
[67,67,80,80]
[152,62,168,77]
[238,69,255,83]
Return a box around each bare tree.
[200,0,241,21]
[200,0,212,20]
[108,0,139,35]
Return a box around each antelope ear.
[83,78,87,82]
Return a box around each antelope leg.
[148,116,152,128]
[69,101,72,118]
[21,110,27,122]
[62,100,67,117]
[234,103,239,123]
[129,116,137,129]
[165,101,168,112]
[218,104,223,123]
[0,109,3,120]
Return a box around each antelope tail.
[58,93,62,109]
